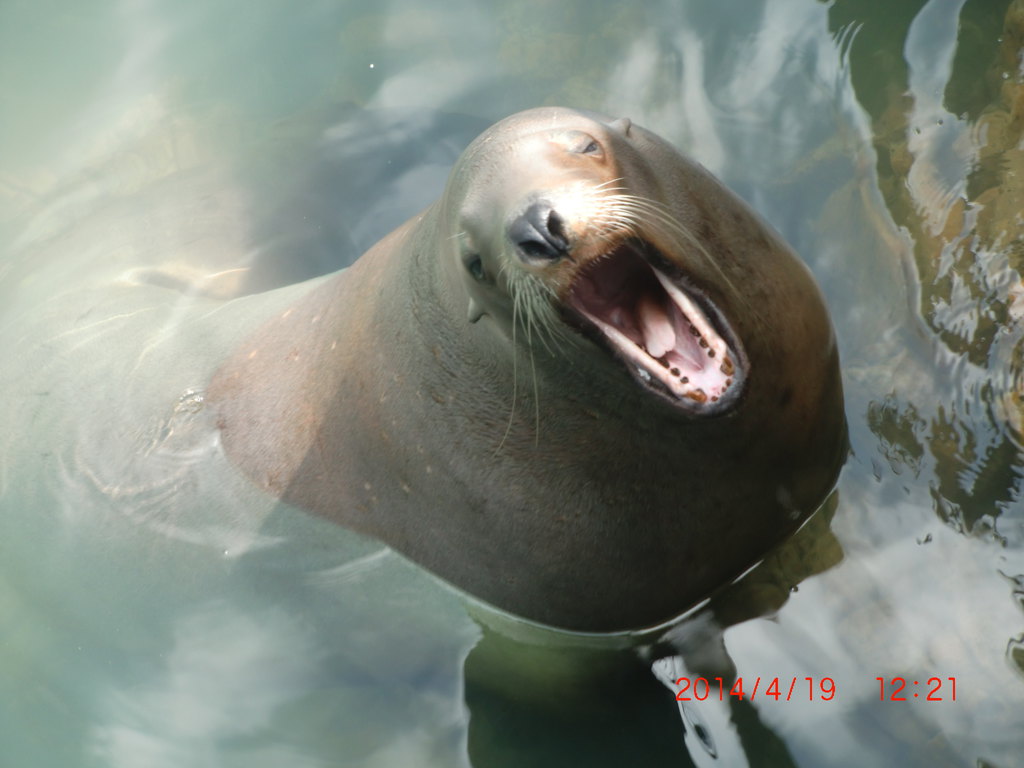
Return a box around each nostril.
[510,202,570,262]
[546,209,567,247]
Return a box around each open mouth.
[565,240,744,411]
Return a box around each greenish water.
[2,0,1022,766]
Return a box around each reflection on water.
[2,0,1023,766]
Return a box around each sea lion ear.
[608,117,632,137]
[467,298,485,323]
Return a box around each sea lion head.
[435,107,795,419]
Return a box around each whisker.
[522,294,542,447]
[601,193,737,296]
[495,261,520,456]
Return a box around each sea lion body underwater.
[208,107,846,632]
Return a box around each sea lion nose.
[509,201,569,262]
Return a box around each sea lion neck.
[208,207,731,632]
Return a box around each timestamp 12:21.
[877,677,957,701]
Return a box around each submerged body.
[209,107,846,631]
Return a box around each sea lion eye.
[465,254,485,281]
[561,130,603,157]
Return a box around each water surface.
[2,0,1022,766]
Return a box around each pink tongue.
[638,296,676,358]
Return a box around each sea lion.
[208,106,846,632]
